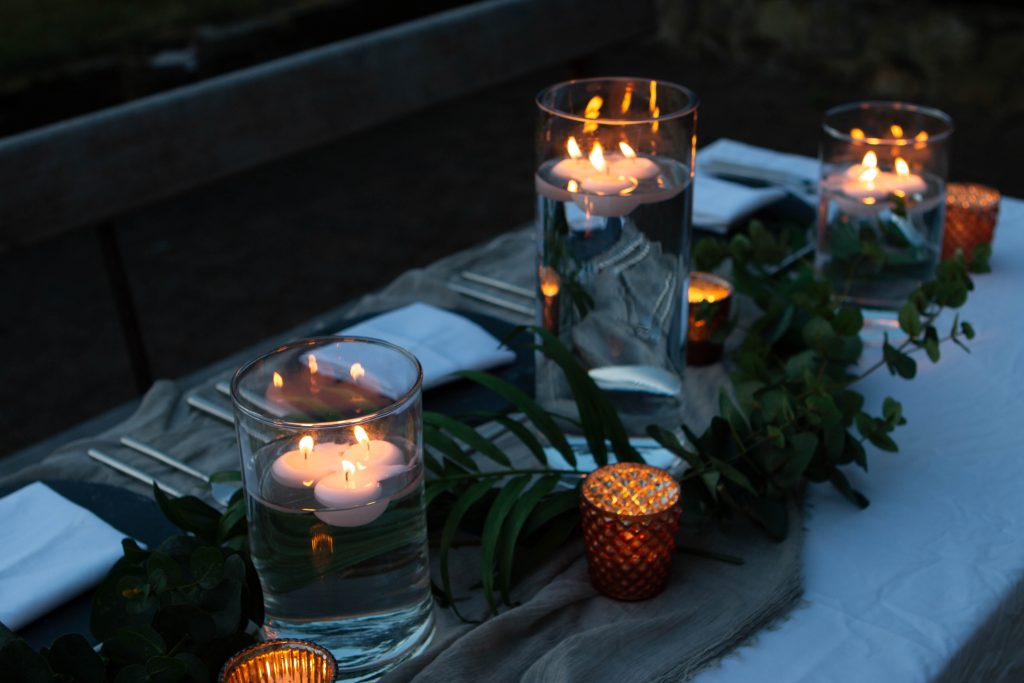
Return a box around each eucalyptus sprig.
[656,222,976,539]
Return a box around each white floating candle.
[271,436,344,489]
[549,136,597,182]
[314,460,387,527]
[836,150,926,199]
[607,142,660,180]
[342,426,407,480]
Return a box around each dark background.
[1,0,1022,458]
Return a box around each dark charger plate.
[7,311,533,648]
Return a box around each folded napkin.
[338,303,516,390]
[0,482,126,630]
[693,175,787,233]
[698,138,820,189]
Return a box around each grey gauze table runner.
[1,228,804,682]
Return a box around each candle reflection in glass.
[580,463,682,601]
[686,272,733,366]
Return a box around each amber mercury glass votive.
[580,462,682,601]
[686,272,733,366]
[219,639,337,683]
[941,183,1001,263]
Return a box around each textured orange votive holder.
[687,272,733,366]
[219,639,337,683]
[580,462,682,601]
[942,183,1001,262]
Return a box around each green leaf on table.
[471,413,548,467]
[0,624,53,683]
[153,485,220,542]
[832,306,863,335]
[498,475,561,603]
[424,425,479,472]
[425,412,511,467]
[479,475,532,612]
[457,369,575,467]
[44,633,105,683]
[707,455,756,495]
[439,479,494,611]
[785,350,818,380]
[969,243,992,273]
[190,546,225,590]
[146,654,188,682]
[104,625,166,665]
[882,341,917,379]
[828,467,870,509]
[209,470,241,484]
[777,433,818,487]
[898,302,922,337]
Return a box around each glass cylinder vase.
[230,337,434,682]
[815,101,953,310]
[534,77,698,434]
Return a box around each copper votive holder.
[219,639,337,683]
[687,272,733,366]
[580,462,682,601]
[942,183,1000,263]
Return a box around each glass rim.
[218,638,337,683]
[822,100,954,144]
[230,336,424,429]
[535,76,699,125]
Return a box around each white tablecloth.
[696,188,1024,679]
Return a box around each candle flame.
[583,96,603,133]
[342,459,356,482]
[350,362,365,381]
[566,136,582,159]
[618,141,637,158]
[588,142,607,173]
[890,124,904,138]
[307,354,318,375]
[299,435,314,458]
[894,157,911,177]
[354,425,369,445]
[539,266,560,297]
[651,105,660,133]
[566,179,578,192]
[649,80,657,113]
[620,84,633,113]
[914,131,929,142]
[272,371,283,388]
[862,150,878,168]
[850,127,865,140]
[859,166,879,184]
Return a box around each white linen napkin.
[697,138,820,203]
[337,303,517,390]
[693,175,788,233]
[0,482,126,630]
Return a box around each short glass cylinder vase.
[535,77,698,434]
[230,337,434,682]
[815,101,953,310]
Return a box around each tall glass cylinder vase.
[231,337,434,682]
[534,77,698,434]
[815,101,953,310]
